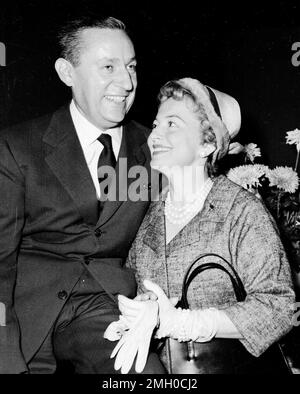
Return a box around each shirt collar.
[69,100,122,148]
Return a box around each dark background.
[1,0,300,371]
[1,0,300,169]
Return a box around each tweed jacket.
[126,175,295,366]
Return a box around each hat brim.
[208,87,241,139]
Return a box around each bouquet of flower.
[226,131,300,272]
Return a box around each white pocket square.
[0,302,6,326]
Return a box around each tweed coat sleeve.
[126,177,295,358]
[0,133,28,373]
[223,190,295,357]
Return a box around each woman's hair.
[158,80,219,177]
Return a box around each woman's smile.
[152,144,172,155]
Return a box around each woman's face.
[148,97,204,172]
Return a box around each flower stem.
[295,150,299,172]
[277,192,283,219]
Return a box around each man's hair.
[57,16,127,66]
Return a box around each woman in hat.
[105,78,295,374]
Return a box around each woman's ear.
[198,143,216,158]
[54,58,74,87]
[201,119,210,129]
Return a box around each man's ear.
[54,58,74,87]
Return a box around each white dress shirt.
[69,100,122,199]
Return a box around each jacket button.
[84,257,92,265]
[94,228,102,237]
[57,290,68,300]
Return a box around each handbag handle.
[180,253,247,308]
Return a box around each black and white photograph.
[0,0,300,382]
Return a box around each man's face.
[70,28,137,130]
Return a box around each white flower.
[227,164,268,191]
[244,143,261,163]
[267,166,299,193]
[286,129,300,152]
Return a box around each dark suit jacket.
[0,105,154,373]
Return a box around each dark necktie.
[97,134,116,204]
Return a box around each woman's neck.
[167,165,209,207]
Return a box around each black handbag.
[164,253,292,374]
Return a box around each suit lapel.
[43,105,99,226]
[96,121,150,227]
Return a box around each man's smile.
[105,95,127,103]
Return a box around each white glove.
[144,280,219,342]
[110,296,159,374]
[103,315,130,341]
[103,292,158,341]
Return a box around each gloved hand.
[110,296,159,374]
[135,291,158,302]
[103,292,158,341]
[103,315,130,341]
[143,279,219,342]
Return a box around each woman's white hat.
[177,78,241,162]
[206,86,241,139]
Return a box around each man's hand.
[110,297,158,374]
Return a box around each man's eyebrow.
[97,56,137,63]
[97,57,117,63]
[127,56,137,63]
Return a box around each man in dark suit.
[0,16,164,374]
